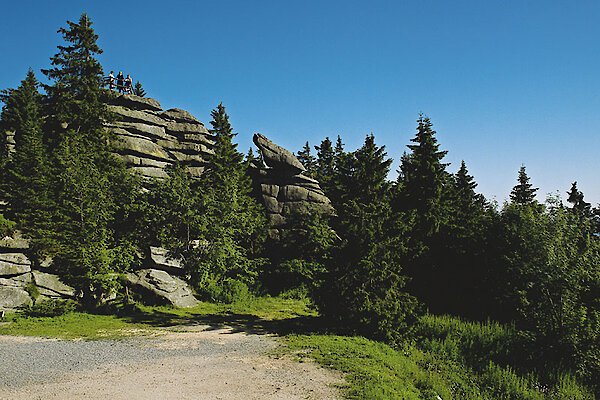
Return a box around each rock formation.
[250,133,333,237]
[1,94,336,309]
[107,94,215,180]
[125,269,199,308]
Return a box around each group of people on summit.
[107,71,132,94]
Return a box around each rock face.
[107,94,215,180]
[251,133,333,236]
[32,270,76,300]
[125,269,199,308]
[0,240,33,310]
[146,246,184,274]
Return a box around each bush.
[196,277,251,304]
[22,299,79,317]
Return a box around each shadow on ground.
[119,307,335,337]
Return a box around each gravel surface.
[0,326,343,399]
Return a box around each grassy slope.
[0,298,595,399]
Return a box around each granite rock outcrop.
[107,94,215,180]
[250,133,333,236]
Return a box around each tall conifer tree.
[42,13,132,306]
[0,69,54,258]
[510,165,538,205]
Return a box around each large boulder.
[0,253,31,276]
[125,269,198,308]
[32,271,76,299]
[253,133,306,174]
[111,93,163,112]
[146,247,184,274]
[249,134,334,236]
[0,286,32,310]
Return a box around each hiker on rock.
[124,74,133,94]
[108,70,115,90]
[117,71,124,93]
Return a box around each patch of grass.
[285,334,450,399]
[0,296,316,340]
[0,312,149,340]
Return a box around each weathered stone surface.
[0,231,29,251]
[147,247,184,274]
[0,286,32,310]
[165,121,210,136]
[0,253,31,276]
[129,166,169,179]
[108,105,168,127]
[278,185,309,202]
[125,269,198,308]
[110,121,170,140]
[0,273,31,288]
[32,271,76,299]
[161,108,202,124]
[116,154,170,169]
[262,196,283,214]
[267,213,286,226]
[253,133,306,174]
[111,93,163,111]
[261,184,280,198]
[112,132,172,161]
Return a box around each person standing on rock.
[124,74,133,94]
[117,71,124,93]
[108,71,115,90]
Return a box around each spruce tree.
[133,81,146,97]
[397,114,450,235]
[42,13,132,307]
[395,115,452,310]
[567,181,591,218]
[0,69,54,258]
[318,134,419,341]
[191,103,267,293]
[314,137,335,192]
[510,165,538,205]
[296,141,315,178]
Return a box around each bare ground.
[0,326,343,400]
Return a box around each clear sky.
[1,1,598,205]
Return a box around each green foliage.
[133,80,146,97]
[0,213,16,237]
[39,13,135,307]
[317,134,420,342]
[0,69,55,259]
[296,141,316,178]
[23,299,79,317]
[510,165,538,205]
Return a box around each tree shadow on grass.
[120,307,335,337]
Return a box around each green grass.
[0,299,594,399]
[0,312,146,340]
[0,295,317,340]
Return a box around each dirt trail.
[0,326,343,400]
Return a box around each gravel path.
[0,326,343,399]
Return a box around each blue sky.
[1,1,599,205]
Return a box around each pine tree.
[317,134,420,341]
[314,137,335,192]
[296,141,315,177]
[133,81,146,97]
[510,165,538,205]
[397,115,450,236]
[437,160,489,316]
[0,69,54,258]
[189,103,267,293]
[42,13,132,307]
[567,181,591,218]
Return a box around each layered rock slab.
[250,133,334,236]
[107,94,215,180]
[125,269,199,308]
